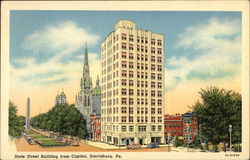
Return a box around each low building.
[90,114,101,141]
[182,112,198,143]
[164,112,198,143]
[164,113,183,143]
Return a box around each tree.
[190,86,241,150]
[30,103,88,138]
[173,136,183,148]
[9,101,25,138]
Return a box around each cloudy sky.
[10,11,241,117]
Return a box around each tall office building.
[101,20,164,145]
[26,97,30,130]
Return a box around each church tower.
[75,43,93,135]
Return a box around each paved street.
[16,129,170,152]
[15,137,170,152]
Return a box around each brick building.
[90,114,101,141]
[164,113,183,142]
[164,112,198,143]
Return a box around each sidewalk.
[83,140,126,149]
[84,140,169,150]
[171,146,202,152]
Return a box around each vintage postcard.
[1,1,249,160]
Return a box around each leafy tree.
[9,101,25,138]
[173,136,183,148]
[190,86,241,150]
[31,103,88,138]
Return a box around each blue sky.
[10,11,242,114]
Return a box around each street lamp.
[229,124,232,152]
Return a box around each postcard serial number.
[225,153,240,157]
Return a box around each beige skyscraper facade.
[101,20,164,146]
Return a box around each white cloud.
[11,21,101,86]
[22,21,99,55]
[166,17,241,90]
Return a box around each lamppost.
[229,124,232,152]
[168,132,172,152]
[187,123,190,152]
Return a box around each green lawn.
[38,140,68,146]
[25,130,39,134]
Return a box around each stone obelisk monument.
[25,97,30,130]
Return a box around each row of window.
[101,116,163,123]
[120,34,162,46]
[101,80,163,91]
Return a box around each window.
[129,71,133,78]
[121,107,126,113]
[157,74,162,80]
[141,46,144,52]
[157,48,162,54]
[151,56,155,62]
[158,91,162,97]
[145,46,148,53]
[157,65,162,71]
[129,89,133,95]
[129,62,133,69]
[122,52,127,58]
[122,125,126,132]
[138,126,146,132]
[157,57,162,63]
[129,35,134,41]
[122,61,127,68]
[145,37,148,44]
[151,47,155,53]
[151,99,155,106]
[122,88,127,95]
[158,108,162,114]
[129,98,133,105]
[151,90,155,97]
[141,116,144,122]
[151,125,156,131]
[151,117,155,122]
[145,116,148,122]
[151,73,155,79]
[137,116,140,122]
[158,99,162,106]
[129,107,133,114]
[122,43,127,49]
[158,117,162,122]
[121,79,126,86]
[157,39,162,46]
[141,37,144,43]
[158,82,162,88]
[129,126,134,132]
[158,125,162,131]
[129,44,134,50]
[129,53,133,59]
[137,36,140,43]
[137,45,140,51]
[151,64,155,71]
[122,116,127,122]
[129,116,133,122]
[151,108,155,114]
[122,33,127,40]
[129,80,133,86]
[122,70,127,77]
[151,39,155,45]
[151,82,155,88]
[121,98,127,104]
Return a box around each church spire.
[84,43,88,65]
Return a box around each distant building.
[75,44,101,137]
[90,114,101,141]
[164,112,198,143]
[55,90,67,105]
[182,112,198,142]
[164,113,183,142]
[25,97,30,130]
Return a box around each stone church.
[75,44,101,137]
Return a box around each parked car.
[147,142,160,149]
[127,143,141,149]
[72,140,79,146]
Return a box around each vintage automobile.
[147,142,160,149]
[127,143,141,149]
[71,140,80,146]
